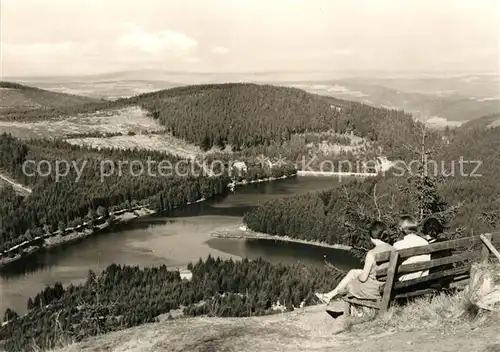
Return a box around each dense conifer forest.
[1,82,434,160]
[0,257,342,351]
[244,121,500,247]
[0,132,298,253]
[1,82,497,351]
[0,83,439,252]
[133,83,430,159]
[0,81,108,119]
[0,134,217,252]
[436,116,500,233]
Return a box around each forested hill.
[0,135,230,253]
[131,83,424,157]
[2,82,425,159]
[435,114,500,232]
[455,113,500,131]
[131,83,342,150]
[441,112,500,162]
[0,258,342,351]
[0,81,99,110]
[244,119,500,249]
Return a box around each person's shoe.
[326,310,344,319]
[315,292,330,304]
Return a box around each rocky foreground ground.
[58,303,500,352]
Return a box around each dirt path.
[0,172,31,195]
[59,304,500,352]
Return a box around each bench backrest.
[374,231,500,313]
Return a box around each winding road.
[0,172,32,195]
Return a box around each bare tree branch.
[373,184,381,220]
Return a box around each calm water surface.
[0,177,359,314]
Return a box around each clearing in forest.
[0,106,163,139]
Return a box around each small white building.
[362,156,394,174]
[232,161,248,172]
[375,156,394,172]
[179,269,193,281]
[272,300,287,312]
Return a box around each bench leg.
[346,303,376,317]
[352,305,364,317]
[361,306,373,316]
[343,301,351,316]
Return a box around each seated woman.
[393,215,430,281]
[315,221,394,304]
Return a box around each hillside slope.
[242,120,500,249]
[0,82,99,110]
[0,172,31,196]
[333,80,500,123]
[1,82,425,158]
[291,77,500,126]
[130,83,348,150]
[457,113,500,130]
[436,115,500,233]
[57,304,500,352]
[129,83,423,157]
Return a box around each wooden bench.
[343,232,500,316]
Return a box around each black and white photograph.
[0,0,499,351]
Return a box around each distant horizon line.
[3,68,499,80]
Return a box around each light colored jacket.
[393,234,430,281]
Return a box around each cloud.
[210,46,230,55]
[116,25,197,55]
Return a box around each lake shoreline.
[210,225,352,251]
[228,173,297,189]
[0,174,298,269]
[0,207,157,269]
[297,170,376,178]
[1,176,360,316]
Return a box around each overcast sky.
[1,0,499,77]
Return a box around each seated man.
[393,216,430,281]
[315,221,393,304]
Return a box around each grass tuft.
[484,344,500,352]
[340,282,500,336]
[380,290,473,330]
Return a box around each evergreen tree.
[3,308,19,322]
[399,121,456,227]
